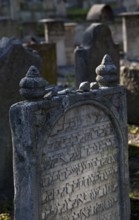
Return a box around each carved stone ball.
[19,65,47,100]
[90,82,99,90]
[79,81,90,91]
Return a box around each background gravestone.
[0,37,41,197]
[86,4,114,22]
[120,64,139,125]
[10,55,130,220]
[75,23,119,88]
[121,12,139,60]
[40,19,66,66]
[27,43,57,84]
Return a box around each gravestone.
[54,0,66,17]
[40,19,66,66]
[75,23,119,88]
[10,55,130,220]
[86,4,114,22]
[0,37,41,194]
[120,64,139,125]
[121,12,139,60]
[64,22,77,65]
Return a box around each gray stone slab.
[0,37,41,193]
[75,23,119,88]
[10,55,130,220]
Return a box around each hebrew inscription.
[40,104,121,220]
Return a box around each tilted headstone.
[75,23,119,88]
[0,37,41,194]
[10,55,130,220]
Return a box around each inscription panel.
[40,105,121,220]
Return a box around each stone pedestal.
[64,22,76,65]
[40,19,66,66]
[121,12,139,59]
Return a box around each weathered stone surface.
[0,37,41,193]
[86,4,114,22]
[75,23,119,88]
[10,56,130,220]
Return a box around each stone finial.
[96,54,118,87]
[19,65,47,100]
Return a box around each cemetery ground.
[0,125,138,220]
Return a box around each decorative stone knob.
[90,82,99,90]
[79,81,90,91]
[19,65,47,100]
[96,54,118,87]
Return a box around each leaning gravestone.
[75,23,119,88]
[10,55,130,220]
[0,37,41,194]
